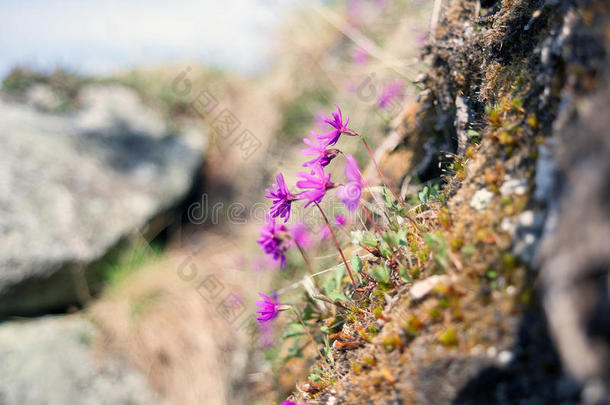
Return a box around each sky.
[0,0,300,78]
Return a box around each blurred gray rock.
[540,73,610,403]
[0,315,158,405]
[0,85,205,317]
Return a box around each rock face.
[0,84,205,317]
[0,315,158,404]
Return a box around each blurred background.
[0,1,432,404]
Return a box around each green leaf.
[388,219,400,232]
[281,323,305,340]
[362,233,379,248]
[352,255,363,273]
[328,290,349,302]
[418,186,429,204]
[382,232,399,247]
[399,266,412,283]
[424,232,449,269]
[398,228,408,246]
[383,186,399,210]
[371,264,390,284]
[334,265,345,289]
[380,242,393,259]
[467,129,480,138]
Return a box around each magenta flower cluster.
[258,104,364,264]
[256,103,366,326]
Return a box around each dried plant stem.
[315,203,361,300]
[294,239,322,291]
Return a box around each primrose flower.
[296,164,336,207]
[301,132,340,168]
[256,292,286,323]
[316,103,350,146]
[378,80,405,109]
[338,154,366,212]
[257,216,289,268]
[265,173,298,222]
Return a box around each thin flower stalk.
[344,128,422,233]
[359,201,404,269]
[314,202,360,300]
[359,200,383,235]
[293,239,322,292]
[290,306,332,372]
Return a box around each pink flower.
[265,173,298,222]
[256,292,283,323]
[378,80,405,109]
[257,216,288,268]
[296,164,336,207]
[301,132,340,168]
[337,154,366,212]
[316,103,349,146]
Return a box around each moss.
[437,326,458,346]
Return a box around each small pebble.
[498,350,514,366]
[470,189,494,211]
[500,177,528,197]
[470,345,484,356]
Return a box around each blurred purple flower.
[251,257,268,273]
[257,217,288,268]
[290,222,312,248]
[320,214,348,240]
[378,80,405,109]
[316,103,349,146]
[352,47,369,65]
[296,164,336,207]
[313,111,328,130]
[347,0,364,21]
[256,292,282,323]
[259,319,275,348]
[301,132,340,168]
[374,0,388,8]
[337,154,366,212]
[415,32,429,47]
[265,173,298,222]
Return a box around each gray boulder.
[0,84,205,317]
[0,315,158,404]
